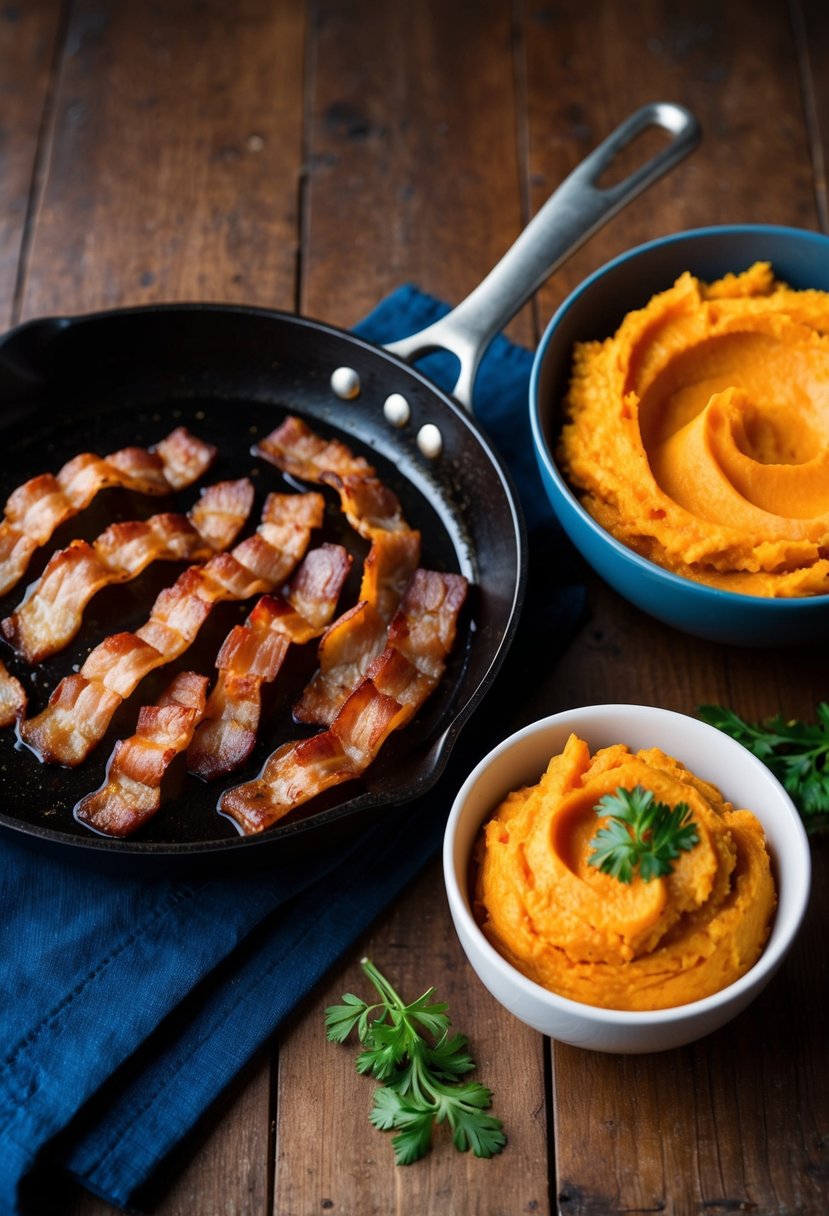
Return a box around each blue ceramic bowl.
[530,225,829,647]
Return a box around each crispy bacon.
[254,414,374,481]
[151,429,218,491]
[22,672,122,761]
[0,427,216,597]
[255,417,413,543]
[355,528,422,623]
[75,671,208,837]
[18,492,324,766]
[217,684,409,835]
[383,568,470,680]
[0,660,25,727]
[255,416,421,725]
[291,600,384,725]
[2,479,254,664]
[325,473,411,540]
[187,543,352,779]
[218,569,468,835]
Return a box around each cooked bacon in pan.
[5,412,472,843]
[0,427,216,598]
[18,492,324,766]
[75,671,208,837]
[291,600,382,726]
[327,473,411,541]
[255,416,421,725]
[292,527,422,725]
[254,414,374,482]
[255,416,411,544]
[187,542,352,779]
[292,522,423,724]
[0,660,25,727]
[218,569,468,835]
[358,527,423,623]
[2,479,254,664]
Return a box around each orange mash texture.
[558,263,829,596]
[475,734,776,1011]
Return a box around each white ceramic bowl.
[443,704,811,1053]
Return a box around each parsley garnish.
[587,784,700,883]
[699,702,829,834]
[324,957,506,1165]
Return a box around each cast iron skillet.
[0,102,699,864]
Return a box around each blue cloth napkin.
[0,286,585,1215]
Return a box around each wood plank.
[276,860,550,1216]
[521,1,829,1211]
[300,0,535,345]
[796,0,829,232]
[0,0,63,327]
[65,1058,273,1216]
[276,1,550,1212]
[523,0,819,331]
[21,0,306,320]
[7,2,827,1213]
[24,3,307,1213]
[552,844,828,1214]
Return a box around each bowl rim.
[443,703,812,1027]
[528,223,829,610]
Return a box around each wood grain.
[20,0,307,319]
[796,0,829,231]
[522,0,819,328]
[301,0,534,344]
[276,860,550,1216]
[3,0,827,1213]
[521,2,829,1211]
[24,2,304,1211]
[0,1,63,327]
[61,1060,272,1216]
[277,1,549,1210]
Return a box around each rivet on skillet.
[417,423,443,459]
[330,366,361,399]
[383,392,410,427]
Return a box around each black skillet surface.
[0,304,526,864]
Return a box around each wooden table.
[2,2,827,1212]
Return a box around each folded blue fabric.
[0,286,585,1215]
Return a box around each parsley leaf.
[588,785,700,883]
[699,702,829,834]
[324,957,506,1165]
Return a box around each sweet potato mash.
[558,262,829,596]
[474,735,776,1011]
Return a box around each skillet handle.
[384,101,700,412]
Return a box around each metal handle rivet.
[383,393,411,427]
[330,366,361,399]
[417,423,443,459]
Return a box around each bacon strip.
[2,479,254,664]
[74,671,208,837]
[0,660,25,727]
[254,414,374,482]
[18,492,325,766]
[187,543,352,780]
[0,427,216,597]
[255,416,421,725]
[255,416,413,546]
[218,569,468,835]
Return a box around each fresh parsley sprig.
[699,702,829,833]
[325,957,506,1165]
[588,785,700,883]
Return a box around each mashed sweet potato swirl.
[474,735,776,1012]
[558,262,829,596]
